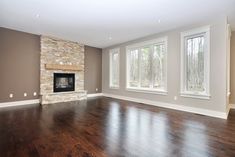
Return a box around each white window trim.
[126,37,168,95]
[109,48,120,89]
[180,26,211,99]
[126,87,168,95]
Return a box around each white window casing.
[126,37,168,95]
[109,48,120,89]
[180,26,211,99]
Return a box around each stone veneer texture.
[40,36,85,104]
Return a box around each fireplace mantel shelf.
[45,64,82,71]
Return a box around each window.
[109,48,120,88]
[181,26,210,99]
[126,37,167,94]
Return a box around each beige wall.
[102,17,228,113]
[230,32,235,104]
[0,27,40,102]
[85,46,102,94]
[0,27,102,103]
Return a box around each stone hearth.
[40,36,87,105]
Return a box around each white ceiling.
[0,0,235,48]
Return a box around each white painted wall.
[226,23,232,112]
[102,17,228,113]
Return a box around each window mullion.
[150,45,154,89]
[110,52,113,87]
[204,34,208,94]
[117,51,120,87]
[138,48,141,88]
[127,51,129,88]
[184,40,186,92]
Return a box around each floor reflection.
[181,120,210,157]
[106,102,121,154]
[105,102,173,156]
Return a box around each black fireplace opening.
[53,73,75,92]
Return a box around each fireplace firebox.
[53,73,75,92]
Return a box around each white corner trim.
[103,93,227,119]
[0,99,40,108]
[87,93,103,98]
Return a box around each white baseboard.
[87,93,103,98]
[0,94,228,119]
[103,93,227,119]
[0,99,40,108]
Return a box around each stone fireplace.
[40,36,87,105]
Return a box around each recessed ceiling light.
[35,14,40,18]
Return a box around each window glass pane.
[111,52,119,87]
[186,36,205,92]
[129,49,139,87]
[153,44,165,90]
[140,47,151,88]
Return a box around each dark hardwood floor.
[0,97,235,157]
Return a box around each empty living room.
[1,0,235,156]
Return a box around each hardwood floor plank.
[0,97,235,157]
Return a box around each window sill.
[109,86,120,90]
[126,87,168,95]
[180,92,211,100]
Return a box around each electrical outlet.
[33,92,37,96]
[24,93,27,97]
[174,96,178,100]
[96,88,98,91]
[9,94,13,98]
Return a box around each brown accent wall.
[0,27,40,102]
[230,31,235,104]
[84,46,102,94]
[0,27,102,103]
